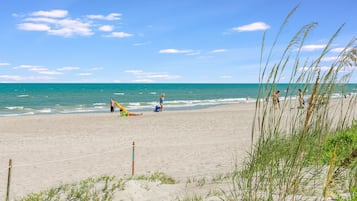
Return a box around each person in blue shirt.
[159,93,165,112]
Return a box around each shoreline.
[0,100,256,117]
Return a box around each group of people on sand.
[272,88,305,109]
[110,93,165,115]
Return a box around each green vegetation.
[223,5,357,201]
[130,171,176,184]
[15,172,172,201]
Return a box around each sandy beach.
[0,103,257,200]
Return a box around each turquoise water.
[0,83,356,116]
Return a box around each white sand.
[0,103,257,200]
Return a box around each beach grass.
[223,5,357,201]
[15,172,176,201]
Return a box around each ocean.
[1,83,356,116]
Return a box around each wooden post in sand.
[6,159,12,201]
[132,141,135,176]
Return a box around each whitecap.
[114,92,125,96]
[17,94,29,98]
[93,103,106,106]
[39,108,52,113]
[6,106,24,110]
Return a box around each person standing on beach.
[273,90,280,109]
[110,98,115,112]
[298,88,304,109]
[159,93,165,112]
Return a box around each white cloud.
[301,44,326,51]
[57,66,80,71]
[17,10,95,37]
[140,74,171,79]
[125,70,144,74]
[0,75,24,81]
[17,10,132,38]
[321,56,338,62]
[24,17,57,23]
[331,47,354,53]
[233,22,270,32]
[331,48,344,53]
[48,19,93,37]
[0,75,55,81]
[133,41,151,46]
[78,73,92,76]
[18,23,50,31]
[14,64,63,75]
[125,70,180,80]
[20,17,93,36]
[87,13,122,21]
[14,65,47,72]
[132,79,154,83]
[299,66,331,72]
[90,67,104,71]
[211,49,227,53]
[99,25,114,32]
[31,10,68,18]
[109,32,133,38]
[0,62,10,66]
[186,51,201,56]
[159,49,193,54]
[38,71,63,75]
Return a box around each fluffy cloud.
[233,22,270,32]
[0,62,10,66]
[57,66,80,71]
[50,19,92,36]
[125,69,180,82]
[78,73,92,76]
[87,13,121,21]
[14,65,47,72]
[299,66,333,72]
[210,49,227,53]
[0,75,55,81]
[133,79,154,83]
[31,9,68,18]
[14,64,62,75]
[17,11,93,37]
[18,23,50,31]
[159,49,193,54]
[0,75,24,81]
[301,44,326,51]
[109,32,133,38]
[99,25,114,32]
[321,56,338,62]
[16,10,129,38]
[38,71,63,75]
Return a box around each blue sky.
[0,0,356,83]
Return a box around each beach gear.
[154,105,160,112]
[120,112,129,117]
[114,100,129,114]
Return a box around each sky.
[0,0,356,83]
